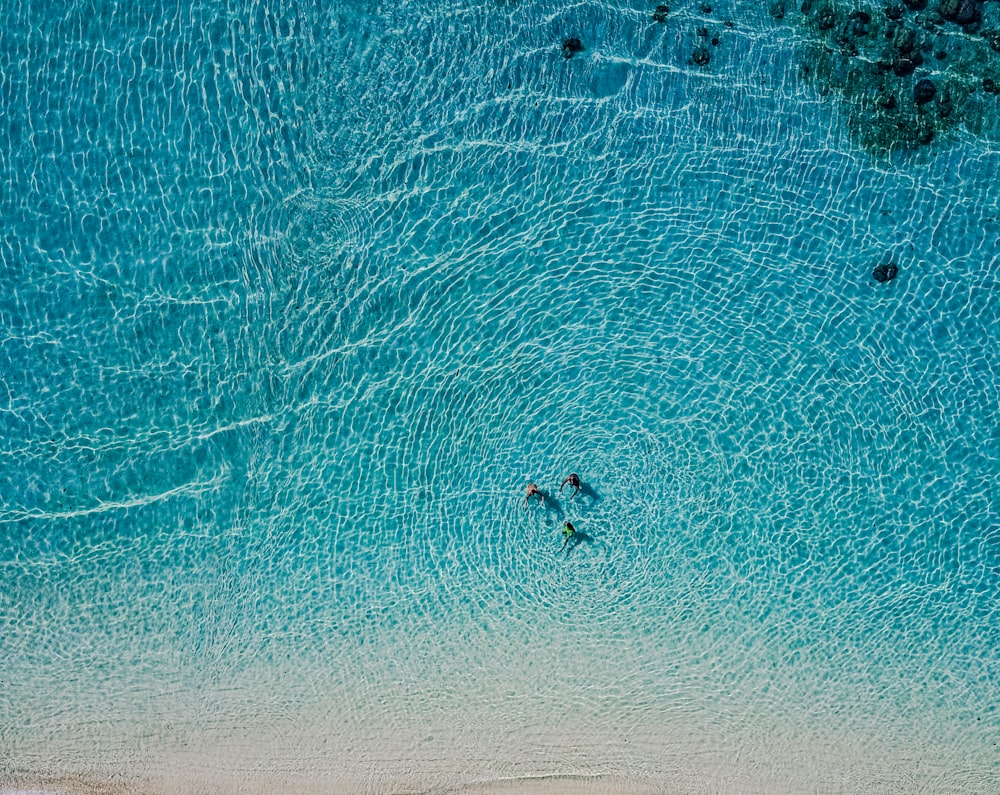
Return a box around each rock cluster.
[647,2,730,70]
[773,0,1000,152]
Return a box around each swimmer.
[524,483,545,509]
[560,521,576,551]
[560,472,581,497]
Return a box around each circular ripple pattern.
[1,0,998,794]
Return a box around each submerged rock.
[562,37,584,58]
[893,26,917,53]
[872,262,899,282]
[653,4,669,23]
[691,45,711,65]
[914,77,937,104]
[939,0,980,25]
[846,17,869,37]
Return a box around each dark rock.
[983,77,999,93]
[872,263,899,282]
[938,0,960,17]
[939,0,979,25]
[700,2,713,13]
[893,57,916,75]
[878,91,898,108]
[801,0,815,14]
[851,10,872,23]
[818,6,838,29]
[916,123,935,143]
[697,26,709,37]
[653,4,670,22]
[987,31,1000,53]
[935,50,947,58]
[903,0,927,9]
[711,36,720,45]
[562,37,584,58]
[914,78,937,104]
[910,51,924,65]
[770,1,786,18]
[885,4,904,20]
[893,26,917,52]
[691,45,711,65]
[725,19,734,27]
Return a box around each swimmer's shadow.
[538,494,566,520]
[547,483,604,518]
[558,483,602,512]
[562,529,598,555]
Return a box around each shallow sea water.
[1,0,998,793]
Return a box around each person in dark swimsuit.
[560,472,581,497]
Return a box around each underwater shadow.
[524,491,565,520]
[543,495,566,519]
[563,529,596,555]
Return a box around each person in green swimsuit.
[560,521,576,551]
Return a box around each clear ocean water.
[1,0,998,793]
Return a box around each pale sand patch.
[0,772,668,795]
[450,775,662,795]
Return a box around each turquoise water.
[1,0,998,792]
